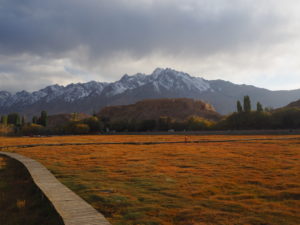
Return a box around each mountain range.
[1,68,300,117]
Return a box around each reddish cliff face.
[98,98,222,122]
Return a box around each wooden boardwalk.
[0,151,111,225]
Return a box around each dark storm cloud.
[0,0,285,58]
[0,0,299,91]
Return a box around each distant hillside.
[284,99,300,108]
[98,98,222,122]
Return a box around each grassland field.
[1,135,300,225]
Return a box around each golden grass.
[2,135,300,224]
[1,134,299,146]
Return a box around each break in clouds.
[1,0,300,92]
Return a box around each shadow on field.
[0,156,64,225]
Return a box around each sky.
[1,0,300,92]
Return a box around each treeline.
[34,114,213,134]
[102,96,300,131]
[104,116,214,132]
[217,96,300,130]
[0,111,49,135]
[0,111,215,135]
[0,111,102,135]
[1,96,300,135]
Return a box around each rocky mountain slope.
[98,98,222,122]
[1,68,300,116]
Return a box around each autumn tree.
[82,116,103,132]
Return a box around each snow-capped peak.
[148,68,210,92]
[105,68,211,96]
[0,91,11,99]
[152,68,164,78]
[0,81,109,107]
[0,68,212,110]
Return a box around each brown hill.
[98,98,222,122]
[284,99,300,108]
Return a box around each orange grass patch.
[1,134,300,146]
[2,135,300,224]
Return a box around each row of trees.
[218,96,300,130]
[0,111,49,135]
[32,111,48,127]
[2,96,300,135]
[236,96,263,113]
[1,113,25,126]
[22,114,106,135]
[51,115,214,134]
[0,111,48,127]
[0,112,215,135]
[104,116,214,132]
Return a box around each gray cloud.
[0,0,300,91]
[0,0,286,56]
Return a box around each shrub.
[0,124,14,136]
[270,108,300,129]
[186,116,213,131]
[64,122,90,134]
[21,124,45,135]
[82,116,103,132]
[157,117,173,131]
[109,120,130,132]
[7,113,21,126]
[138,120,156,131]
[219,111,271,130]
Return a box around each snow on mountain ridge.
[106,73,148,96]
[0,91,12,107]
[57,81,109,102]
[0,68,211,107]
[106,68,210,95]
[147,68,210,92]
[0,91,11,100]
[0,81,109,106]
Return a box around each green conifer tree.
[257,102,263,112]
[32,116,38,124]
[243,96,251,112]
[237,101,243,113]
[1,115,8,125]
[7,113,21,126]
[40,110,48,127]
[15,114,21,127]
[21,116,25,126]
